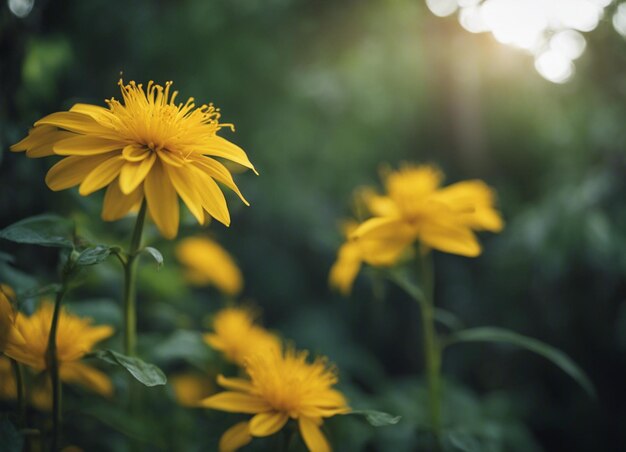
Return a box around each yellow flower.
[204,307,280,367]
[0,284,26,351]
[353,164,503,263]
[200,348,350,452]
[176,236,243,296]
[11,80,256,239]
[170,372,215,407]
[0,355,55,412]
[3,303,114,397]
[328,221,363,296]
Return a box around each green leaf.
[150,330,213,368]
[0,418,23,452]
[348,410,401,427]
[75,245,112,266]
[447,327,596,398]
[90,350,167,387]
[141,247,163,269]
[385,268,427,306]
[0,214,74,248]
[434,308,464,331]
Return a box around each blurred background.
[1,0,626,450]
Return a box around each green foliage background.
[1,0,625,450]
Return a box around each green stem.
[123,200,147,357]
[418,250,443,449]
[46,280,69,452]
[10,358,25,426]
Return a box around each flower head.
[11,80,256,238]
[0,284,25,351]
[352,164,503,263]
[176,236,243,296]
[204,307,280,366]
[3,303,114,397]
[200,348,350,452]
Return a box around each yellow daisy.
[11,80,256,239]
[3,303,114,397]
[204,307,281,367]
[176,236,243,296]
[200,348,350,452]
[352,164,504,263]
[0,284,26,351]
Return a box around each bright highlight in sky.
[426,0,615,83]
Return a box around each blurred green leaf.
[141,247,164,269]
[348,410,401,427]
[447,327,596,398]
[434,308,464,331]
[0,418,23,452]
[16,283,62,301]
[91,350,167,387]
[75,245,113,266]
[150,329,212,368]
[0,214,74,248]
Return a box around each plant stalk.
[419,250,443,449]
[10,358,25,426]
[46,280,68,452]
[123,200,147,358]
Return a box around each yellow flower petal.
[145,160,179,239]
[199,391,270,413]
[352,217,416,266]
[45,154,116,191]
[165,164,205,224]
[299,417,331,452]
[119,153,156,194]
[53,135,126,156]
[35,111,111,135]
[59,362,113,397]
[70,103,116,124]
[79,155,125,195]
[419,221,481,257]
[328,242,362,296]
[201,135,258,175]
[249,411,289,437]
[193,157,250,206]
[190,166,231,226]
[102,182,144,221]
[216,375,254,393]
[219,422,252,452]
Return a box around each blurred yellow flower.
[170,372,215,407]
[0,356,17,401]
[200,348,350,452]
[0,284,26,350]
[3,303,114,397]
[176,236,243,296]
[0,355,55,412]
[353,164,503,262]
[328,221,363,296]
[11,80,256,239]
[204,307,280,367]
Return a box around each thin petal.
[59,362,113,397]
[70,103,116,124]
[53,135,126,156]
[219,422,252,452]
[328,242,362,296]
[193,157,250,205]
[249,411,288,437]
[352,217,416,266]
[165,164,205,224]
[199,392,271,414]
[190,166,231,226]
[299,417,331,452]
[200,136,257,175]
[419,221,481,257]
[102,182,144,221]
[78,155,125,195]
[45,153,117,191]
[35,111,112,135]
[119,153,156,194]
[145,160,179,239]
[216,375,254,393]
